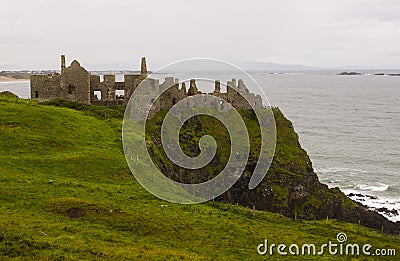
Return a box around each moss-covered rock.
[146,107,400,234]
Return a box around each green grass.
[0,96,399,260]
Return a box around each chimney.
[214,80,221,93]
[61,55,66,73]
[141,57,147,75]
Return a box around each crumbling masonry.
[31,55,264,114]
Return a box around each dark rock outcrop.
[338,71,362,75]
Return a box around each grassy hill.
[0,95,399,260]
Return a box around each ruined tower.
[188,79,199,96]
[141,57,147,75]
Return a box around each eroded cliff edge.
[146,108,400,234]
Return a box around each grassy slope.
[0,97,399,260]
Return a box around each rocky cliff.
[146,108,400,234]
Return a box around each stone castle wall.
[31,56,264,116]
[154,77,264,114]
[31,74,61,100]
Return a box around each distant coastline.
[0,72,30,82]
[0,76,29,82]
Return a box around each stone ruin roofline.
[30,55,265,110]
[32,54,261,98]
[159,77,264,100]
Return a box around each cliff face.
[146,108,400,234]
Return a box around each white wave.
[347,194,400,222]
[355,183,389,192]
[336,183,400,222]
[315,167,367,174]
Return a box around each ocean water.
[254,72,400,222]
[1,72,399,221]
[0,81,30,98]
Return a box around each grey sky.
[1,0,400,70]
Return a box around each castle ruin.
[30,55,264,115]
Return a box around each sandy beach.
[0,76,30,82]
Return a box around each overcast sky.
[1,0,400,70]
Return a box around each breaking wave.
[354,183,390,192]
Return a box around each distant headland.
[0,72,30,82]
[338,71,400,76]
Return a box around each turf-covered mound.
[0,91,19,98]
[0,97,398,260]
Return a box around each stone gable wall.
[60,61,91,103]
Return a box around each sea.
[1,70,399,222]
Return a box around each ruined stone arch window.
[93,90,102,100]
[68,84,76,95]
[172,97,177,105]
[34,91,39,98]
[219,100,224,105]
